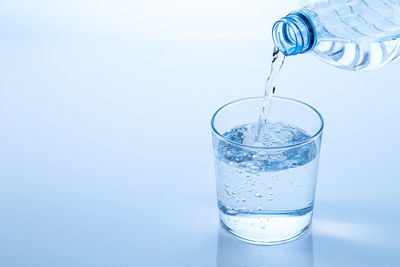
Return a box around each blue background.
[1,1,400,266]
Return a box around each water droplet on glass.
[255,193,262,198]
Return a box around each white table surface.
[0,40,399,266]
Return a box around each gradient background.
[0,0,399,266]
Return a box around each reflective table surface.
[0,40,399,266]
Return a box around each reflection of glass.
[211,97,323,244]
[216,226,314,267]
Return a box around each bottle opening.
[273,20,299,55]
[272,12,316,56]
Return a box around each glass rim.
[211,96,324,150]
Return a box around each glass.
[211,96,323,244]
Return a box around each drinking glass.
[211,96,323,244]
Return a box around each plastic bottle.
[272,0,400,70]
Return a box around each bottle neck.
[272,12,316,56]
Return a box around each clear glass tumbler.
[211,96,323,244]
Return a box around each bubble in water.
[268,185,273,189]
[219,121,317,172]
[267,197,273,201]
[258,151,267,156]
[250,165,259,171]
[241,198,246,202]
[255,193,262,198]
[224,185,232,196]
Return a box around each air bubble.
[255,193,262,198]
[250,165,259,171]
[258,151,267,156]
[224,187,231,196]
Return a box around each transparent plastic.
[272,0,400,70]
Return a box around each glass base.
[219,207,313,245]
